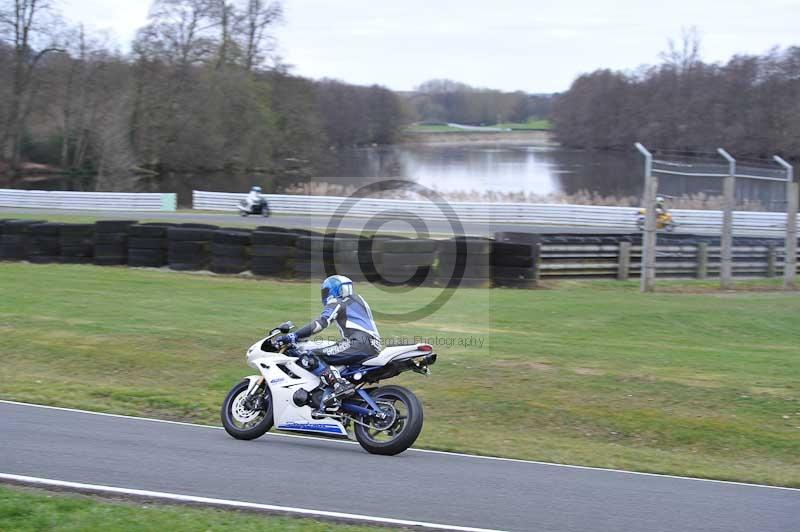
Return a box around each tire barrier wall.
[192,190,800,237]
[0,189,177,211]
[2,219,798,285]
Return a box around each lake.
[6,140,789,210]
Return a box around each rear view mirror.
[279,321,294,333]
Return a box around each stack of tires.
[435,237,492,288]
[377,239,436,286]
[329,236,377,282]
[211,229,252,274]
[59,224,95,264]
[294,235,335,280]
[93,220,137,265]
[250,230,297,277]
[28,223,62,263]
[0,220,43,260]
[491,232,540,289]
[167,224,217,271]
[128,223,172,267]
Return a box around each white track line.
[0,473,504,532]
[2,399,798,493]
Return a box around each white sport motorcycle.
[221,321,437,455]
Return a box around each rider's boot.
[311,367,355,418]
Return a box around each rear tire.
[354,385,423,456]
[221,380,273,440]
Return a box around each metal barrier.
[539,242,797,279]
[0,189,177,211]
[192,190,797,236]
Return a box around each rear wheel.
[221,380,273,440]
[353,385,423,455]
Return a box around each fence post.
[696,242,708,279]
[618,241,631,281]
[766,244,777,278]
[635,143,657,292]
[532,243,542,284]
[718,148,736,289]
[773,156,797,289]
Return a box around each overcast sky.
[63,0,800,93]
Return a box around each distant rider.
[655,195,667,216]
[245,186,263,211]
[273,275,381,415]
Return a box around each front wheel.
[353,385,423,456]
[221,380,273,440]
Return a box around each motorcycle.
[220,321,437,455]
[238,198,271,217]
[636,209,676,232]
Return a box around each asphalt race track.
[1,401,797,532]
[0,207,639,237]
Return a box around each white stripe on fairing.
[1,400,798,493]
[0,473,505,532]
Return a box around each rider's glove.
[274,332,297,347]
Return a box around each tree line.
[408,79,552,126]
[0,0,407,190]
[553,33,800,160]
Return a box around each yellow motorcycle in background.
[636,209,676,232]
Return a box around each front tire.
[354,385,423,456]
[221,380,273,440]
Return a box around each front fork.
[242,376,265,409]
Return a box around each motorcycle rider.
[273,275,381,415]
[655,195,667,216]
[244,186,263,211]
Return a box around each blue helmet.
[321,275,354,304]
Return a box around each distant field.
[0,485,377,532]
[495,119,551,130]
[405,124,475,133]
[405,119,551,133]
[1,263,799,487]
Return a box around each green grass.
[405,119,551,133]
[2,264,799,487]
[0,210,264,227]
[0,485,379,531]
[404,124,472,133]
[493,119,552,130]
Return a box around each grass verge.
[0,485,380,531]
[405,120,551,133]
[2,264,799,487]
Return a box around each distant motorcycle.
[238,198,271,217]
[636,209,676,232]
[220,321,437,455]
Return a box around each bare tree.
[237,0,281,71]
[0,0,63,171]
[660,26,702,75]
[137,0,218,68]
